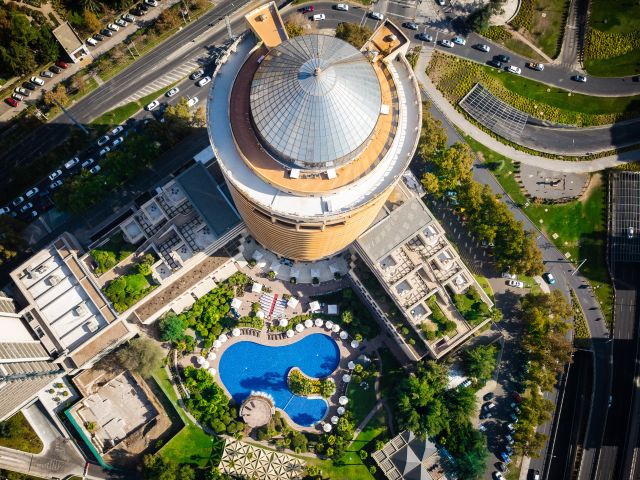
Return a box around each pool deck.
[188,327,364,433]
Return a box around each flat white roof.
[15,246,108,350]
[206,36,421,221]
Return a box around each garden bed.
[90,231,136,275]
[449,286,491,326]
[422,295,457,339]
[509,0,570,58]
[288,368,335,398]
[0,411,43,454]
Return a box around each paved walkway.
[415,48,640,173]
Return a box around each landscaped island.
[288,368,336,399]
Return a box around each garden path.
[505,26,554,63]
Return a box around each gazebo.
[351,339,360,348]
[323,423,332,432]
[314,318,324,328]
[256,310,265,319]
[339,396,349,405]
[337,406,345,415]
[232,328,241,337]
[332,324,340,333]
[219,334,228,343]
[207,351,217,361]
[208,367,217,376]
[339,331,348,340]
[279,318,288,327]
[348,361,356,370]
[325,320,334,330]
[342,374,352,383]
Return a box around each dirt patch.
[579,172,602,203]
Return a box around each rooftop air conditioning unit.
[75,302,88,316]
[48,274,60,286]
[84,319,99,333]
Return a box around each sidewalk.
[414,47,640,173]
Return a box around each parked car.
[300,5,314,12]
[98,146,111,157]
[499,452,511,463]
[530,469,540,480]
[19,202,34,213]
[107,23,120,31]
[64,157,80,169]
[50,179,63,190]
[115,18,127,27]
[493,473,504,480]
[483,392,495,401]
[440,39,454,48]
[56,60,69,69]
[122,13,135,22]
[111,136,124,147]
[628,226,635,238]
[30,76,45,86]
[110,125,124,136]
[505,434,515,445]
[94,33,105,41]
[87,37,98,46]
[507,423,515,432]
[5,97,18,107]
[23,82,37,91]
[369,11,384,20]
[475,43,490,52]
[12,93,24,102]
[196,76,211,87]
[145,100,160,111]
[187,96,199,107]
[495,54,510,63]
[89,165,102,174]
[452,36,466,45]
[25,187,39,198]
[12,196,25,207]
[15,87,30,97]
[145,0,158,6]
[483,402,496,411]
[41,70,54,78]
[51,65,63,74]
[573,75,587,83]
[502,272,516,279]
[479,423,487,432]
[166,87,180,97]
[101,28,113,37]
[507,280,525,288]
[543,272,556,284]
[497,462,507,472]
[335,3,349,10]
[480,411,492,419]
[312,13,325,20]
[97,135,110,146]
[48,169,62,181]
[139,3,150,11]
[191,69,205,80]
[403,22,419,30]
[507,65,522,75]
[509,413,518,422]
[81,158,95,169]
[527,62,544,71]
[0,206,9,215]
[417,32,433,42]
[437,0,445,4]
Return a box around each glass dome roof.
[249,34,382,170]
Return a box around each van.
[312,14,325,20]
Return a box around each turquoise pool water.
[218,333,340,427]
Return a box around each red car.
[301,5,314,12]
[512,392,523,404]
[5,97,18,107]
[56,60,69,69]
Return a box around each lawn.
[473,274,494,300]
[346,374,379,427]
[426,52,640,127]
[590,0,640,35]
[465,135,614,325]
[509,0,570,58]
[90,231,136,275]
[305,410,387,480]
[0,411,43,454]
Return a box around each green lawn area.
[427,52,640,127]
[584,50,640,77]
[510,0,570,58]
[0,411,43,454]
[503,36,546,62]
[378,347,403,401]
[465,135,614,325]
[346,375,378,427]
[590,0,640,35]
[305,410,387,480]
[473,274,494,301]
[90,231,136,274]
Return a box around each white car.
[166,87,180,97]
[89,165,102,174]
[196,76,211,87]
[20,202,33,213]
[440,39,454,48]
[30,76,45,86]
[501,272,516,279]
[0,206,10,215]
[437,0,445,5]
[187,96,199,107]
[190,69,205,80]
[452,36,466,45]
[48,169,62,181]
[107,23,120,31]
[145,0,158,6]
[115,18,127,27]
[99,146,110,157]
[64,157,80,169]
[25,187,39,198]
[146,100,160,111]
[507,65,522,75]
[111,136,124,147]
[336,3,349,10]
[370,11,384,20]
[628,226,635,238]
[81,158,95,169]
[110,125,124,136]
[50,179,63,190]
[479,423,487,432]
[97,135,110,146]
[312,13,326,20]
[507,423,515,432]
[87,37,97,46]
[12,196,24,207]
[507,280,525,288]
[493,472,504,480]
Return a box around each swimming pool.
[218,333,340,427]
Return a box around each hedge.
[509,0,534,31]
[481,26,512,42]
[584,28,640,60]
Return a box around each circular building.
[240,394,275,428]
[207,6,421,261]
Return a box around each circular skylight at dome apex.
[249,34,382,170]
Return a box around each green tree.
[285,21,304,37]
[0,216,25,267]
[158,314,186,342]
[116,337,164,378]
[464,344,497,384]
[83,10,102,33]
[421,172,440,195]
[467,5,492,32]
[418,103,448,160]
[335,23,373,48]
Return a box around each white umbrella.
[339,396,349,405]
[325,320,334,330]
[286,329,294,338]
[351,339,360,348]
[203,360,210,369]
[208,367,216,376]
[196,355,205,364]
[295,323,304,332]
[331,416,339,424]
[339,331,348,340]
[342,374,352,382]
[256,310,265,319]
[314,318,324,327]
[279,318,288,327]
[304,319,313,328]
[332,324,340,333]
[213,340,222,349]
[337,406,345,415]
[323,423,332,432]
[232,328,241,337]
[219,334,228,343]
[207,352,217,361]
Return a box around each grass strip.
[91,83,176,127]
[570,290,591,349]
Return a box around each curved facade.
[207,14,422,261]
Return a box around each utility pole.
[53,99,89,135]
[572,258,587,276]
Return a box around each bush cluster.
[584,28,640,60]
[451,286,492,325]
[420,296,456,341]
[315,413,356,459]
[569,290,590,349]
[255,412,310,453]
[90,233,135,274]
[480,26,511,41]
[103,255,157,312]
[288,368,336,398]
[509,0,534,32]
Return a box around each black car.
[23,81,37,91]
[130,7,143,15]
[416,32,433,42]
[495,54,510,63]
[101,28,113,37]
[497,462,507,473]
[483,392,495,401]
[403,22,419,30]
[50,65,62,74]
[139,3,150,11]
[94,33,104,41]
[488,59,502,69]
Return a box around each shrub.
[288,369,335,398]
[481,26,511,41]
[312,277,320,285]
[584,28,640,60]
[267,270,277,280]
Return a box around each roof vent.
[47,274,60,286]
[75,302,88,316]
